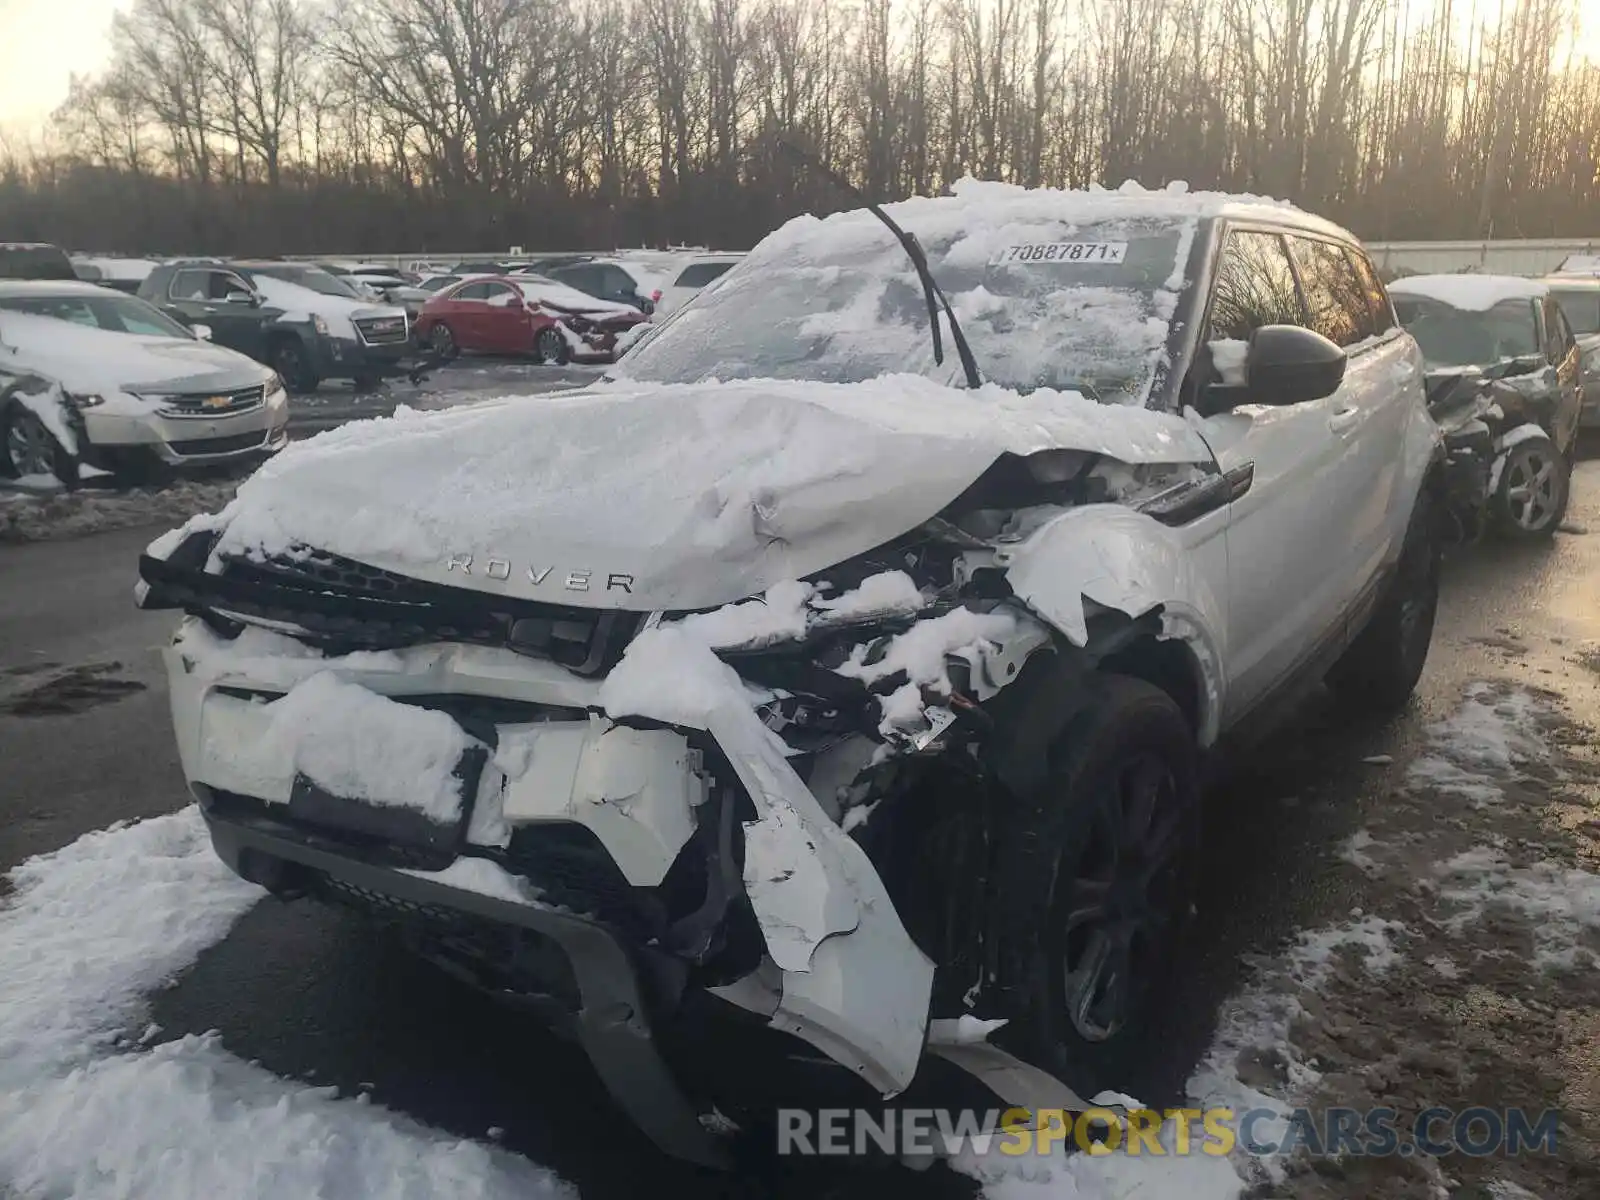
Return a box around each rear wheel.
[534,326,569,365]
[270,338,320,394]
[1492,435,1569,539]
[991,674,1200,1091]
[1327,485,1440,712]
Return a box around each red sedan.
[415,275,647,364]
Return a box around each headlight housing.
[264,376,287,404]
[311,314,330,337]
[65,392,105,409]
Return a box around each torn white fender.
[999,504,1227,745]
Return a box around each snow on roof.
[71,256,160,281]
[508,276,637,315]
[762,177,1311,260]
[1388,273,1547,311]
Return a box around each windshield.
[248,265,362,299]
[1393,296,1539,367]
[1549,288,1600,336]
[0,291,192,338]
[619,212,1195,403]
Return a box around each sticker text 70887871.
[994,242,1128,264]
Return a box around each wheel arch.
[999,504,1227,747]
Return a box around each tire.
[1326,485,1440,713]
[270,337,320,394]
[428,323,458,360]
[1,404,78,486]
[534,326,569,366]
[991,673,1200,1091]
[1491,434,1569,539]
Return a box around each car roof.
[0,279,130,298]
[0,242,65,251]
[1388,273,1548,310]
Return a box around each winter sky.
[0,0,1599,138]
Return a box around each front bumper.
[80,400,289,466]
[314,334,415,380]
[156,614,934,1125]
[197,796,729,1167]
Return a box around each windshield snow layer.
[622,178,1211,405]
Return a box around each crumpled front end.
[137,437,1224,1157]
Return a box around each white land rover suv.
[138,179,1439,1166]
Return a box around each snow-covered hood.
[190,374,1215,611]
[0,312,273,395]
[250,277,406,335]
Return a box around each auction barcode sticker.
[993,242,1128,264]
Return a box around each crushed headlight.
[65,392,105,408]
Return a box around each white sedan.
[0,281,288,485]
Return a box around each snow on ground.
[0,808,573,1198]
[0,476,241,544]
[1405,682,1548,806]
[1435,847,1600,970]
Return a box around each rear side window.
[0,244,75,280]
[1549,288,1600,335]
[1207,230,1305,342]
[1346,249,1395,336]
[453,282,491,300]
[1288,237,1373,347]
[674,262,735,288]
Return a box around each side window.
[553,266,596,292]
[1207,230,1305,344]
[169,269,210,301]
[454,282,491,301]
[1346,249,1395,336]
[600,266,637,295]
[1288,237,1372,347]
[482,283,517,306]
[209,272,252,300]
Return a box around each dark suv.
[138,260,415,392]
[1,243,77,281]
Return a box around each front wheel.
[534,326,569,366]
[992,674,1200,1090]
[1327,486,1440,712]
[1492,435,1569,539]
[270,338,320,394]
[1,404,78,485]
[428,323,458,361]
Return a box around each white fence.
[1365,238,1600,277]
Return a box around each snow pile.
[1434,847,1600,970]
[261,672,481,823]
[249,275,369,339]
[676,579,817,648]
[1389,274,1548,312]
[1406,683,1547,805]
[512,277,638,317]
[812,570,925,621]
[838,607,1018,692]
[1208,338,1249,386]
[400,856,542,905]
[596,623,755,730]
[0,809,574,1198]
[0,476,242,545]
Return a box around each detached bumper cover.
[198,799,729,1168]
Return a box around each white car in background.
[654,253,746,317]
[0,281,286,484]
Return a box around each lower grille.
[167,430,270,457]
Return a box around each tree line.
[0,0,1597,255]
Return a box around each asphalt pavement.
[1,453,1597,1198]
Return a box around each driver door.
[479,281,530,353]
[166,268,263,357]
[1193,227,1354,723]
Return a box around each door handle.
[1328,407,1361,435]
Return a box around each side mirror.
[224,290,257,306]
[191,323,213,341]
[1507,353,1545,376]
[1243,325,1347,406]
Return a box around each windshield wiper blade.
[777,139,981,389]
